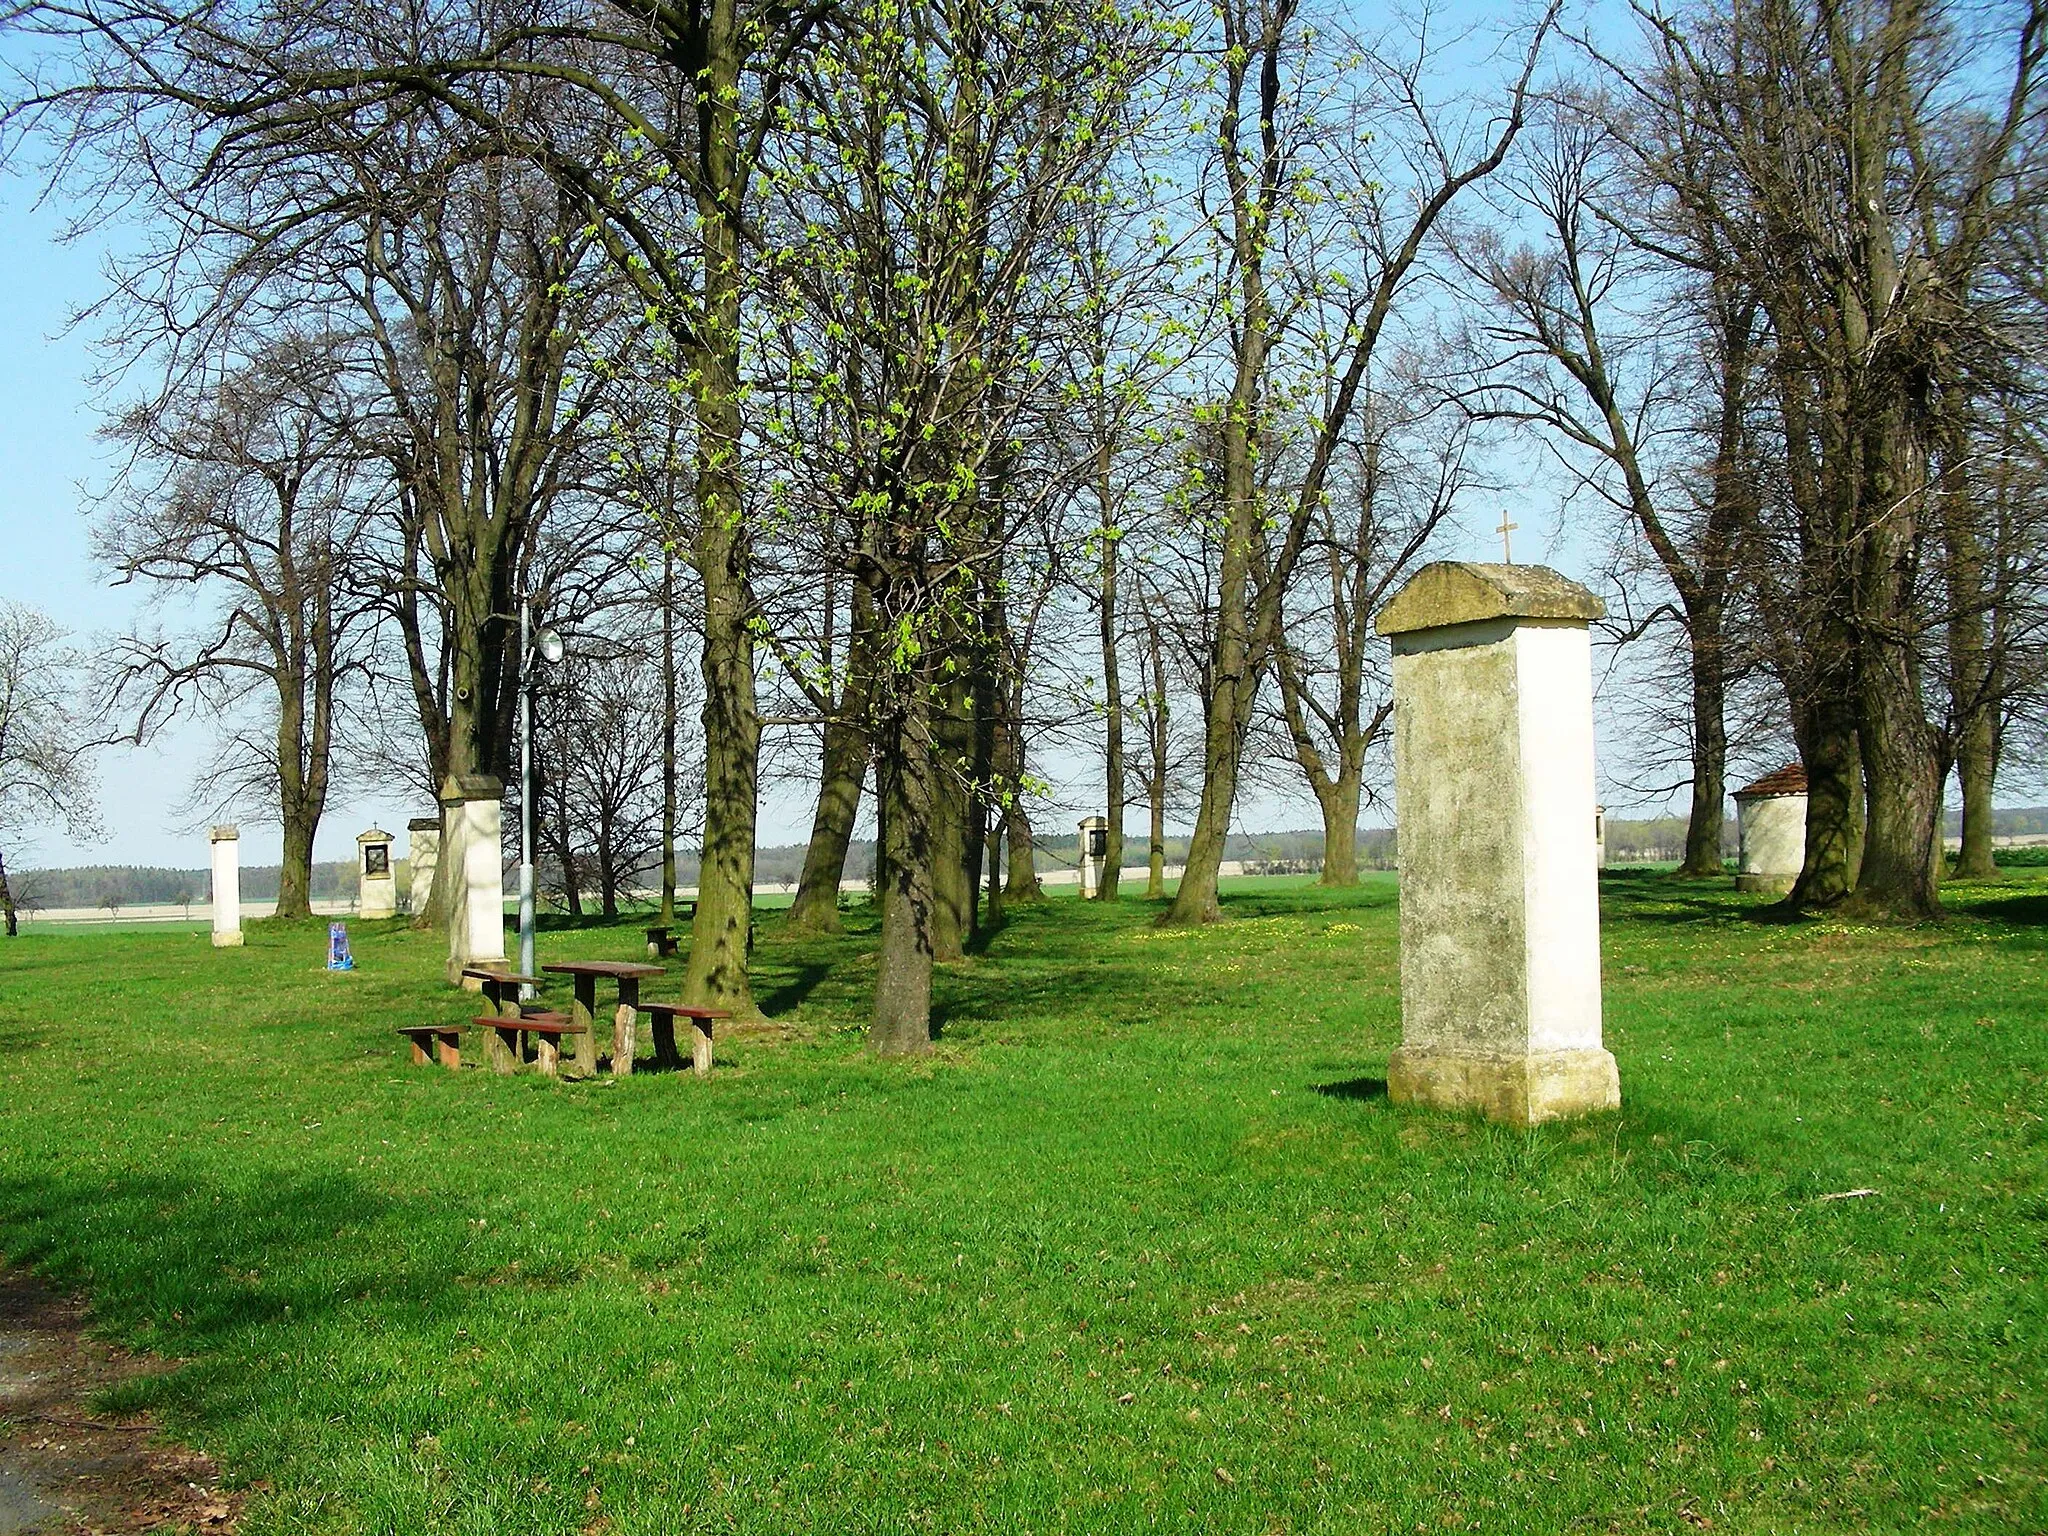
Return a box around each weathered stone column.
[209,825,243,947]
[439,775,508,984]
[357,828,397,918]
[1375,562,1619,1125]
[405,817,440,916]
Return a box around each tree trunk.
[1098,478,1124,900]
[1143,609,1169,899]
[0,849,16,937]
[983,823,1005,928]
[277,801,318,921]
[928,671,975,963]
[788,718,869,933]
[870,691,936,1056]
[1954,709,1999,879]
[1847,635,1944,920]
[1678,611,1728,878]
[789,584,877,933]
[1318,781,1360,886]
[679,103,763,1017]
[1003,797,1042,901]
[1843,422,1944,921]
[1788,665,1860,910]
[1167,657,1247,923]
[660,545,679,925]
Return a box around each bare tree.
[1268,390,1469,882]
[1161,0,1554,925]
[0,603,101,936]
[1453,100,1758,878]
[96,334,381,918]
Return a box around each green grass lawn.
[1,872,2042,1534]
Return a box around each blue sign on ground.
[327,922,354,971]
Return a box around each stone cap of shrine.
[407,816,441,832]
[210,825,239,842]
[357,827,393,844]
[1734,764,1808,800]
[1375,561,1605,638]
[439,773,505,803]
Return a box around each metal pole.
[519,598,537,992]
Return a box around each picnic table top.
[542,960,666,981]
[462,966,545,986]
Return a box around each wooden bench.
[460,967,552,1071]
[472,1012,586,1077]
[397,1024,462,1071]
[643,903,698,957]
[638,1003,731,1076]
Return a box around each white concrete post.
[406,817,440,916]
[1078,816,1108,898]
[357,828,397,918]
[209,825,243,947]
[439,775,508,983]
[1375,562,1619,1125]
[1595,805,1608,870]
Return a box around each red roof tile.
[1735,764,1807,798]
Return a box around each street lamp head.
[536,628,566,665]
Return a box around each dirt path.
[0,1268,238,1535]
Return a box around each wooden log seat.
[636,1003,731,1076]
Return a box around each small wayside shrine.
[1374,561,1620,1126]
[1733,765,1808,895]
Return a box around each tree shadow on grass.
[1313,1076,1388,1102]
[0,1167,458,1348]
[1964,892,2048,928]
[756,962,834,1018]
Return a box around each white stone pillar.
[406,817,440,916]
[357,828,397,918]
[1078,816,1108,898]
[1595,805,1608,870]
[209,825,243,947]
[439,775,508,983]
[1376,562,1619,1125]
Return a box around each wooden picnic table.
[542,960,666,1077]
[461,967,557,1073]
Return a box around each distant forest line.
[19,809,2048,909]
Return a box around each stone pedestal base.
[211,931,244,948]
[1735,873,1794,895]
[1388,1046,1620,1126]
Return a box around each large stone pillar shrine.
[1375,562,1619,1125]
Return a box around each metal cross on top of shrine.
[1497,511,1518,563]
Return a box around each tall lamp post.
[519,600,566,987]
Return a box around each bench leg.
[409,1036,430,1067]
[436,1031,461,1071]
[489,1025,520,1074]
[535,1035,559,1078]
[613,1003,638,1077]
[692,1019,714,1077]
[650,1017,682,1071]
[612,978,641,1078]
[570,978,597,1076]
